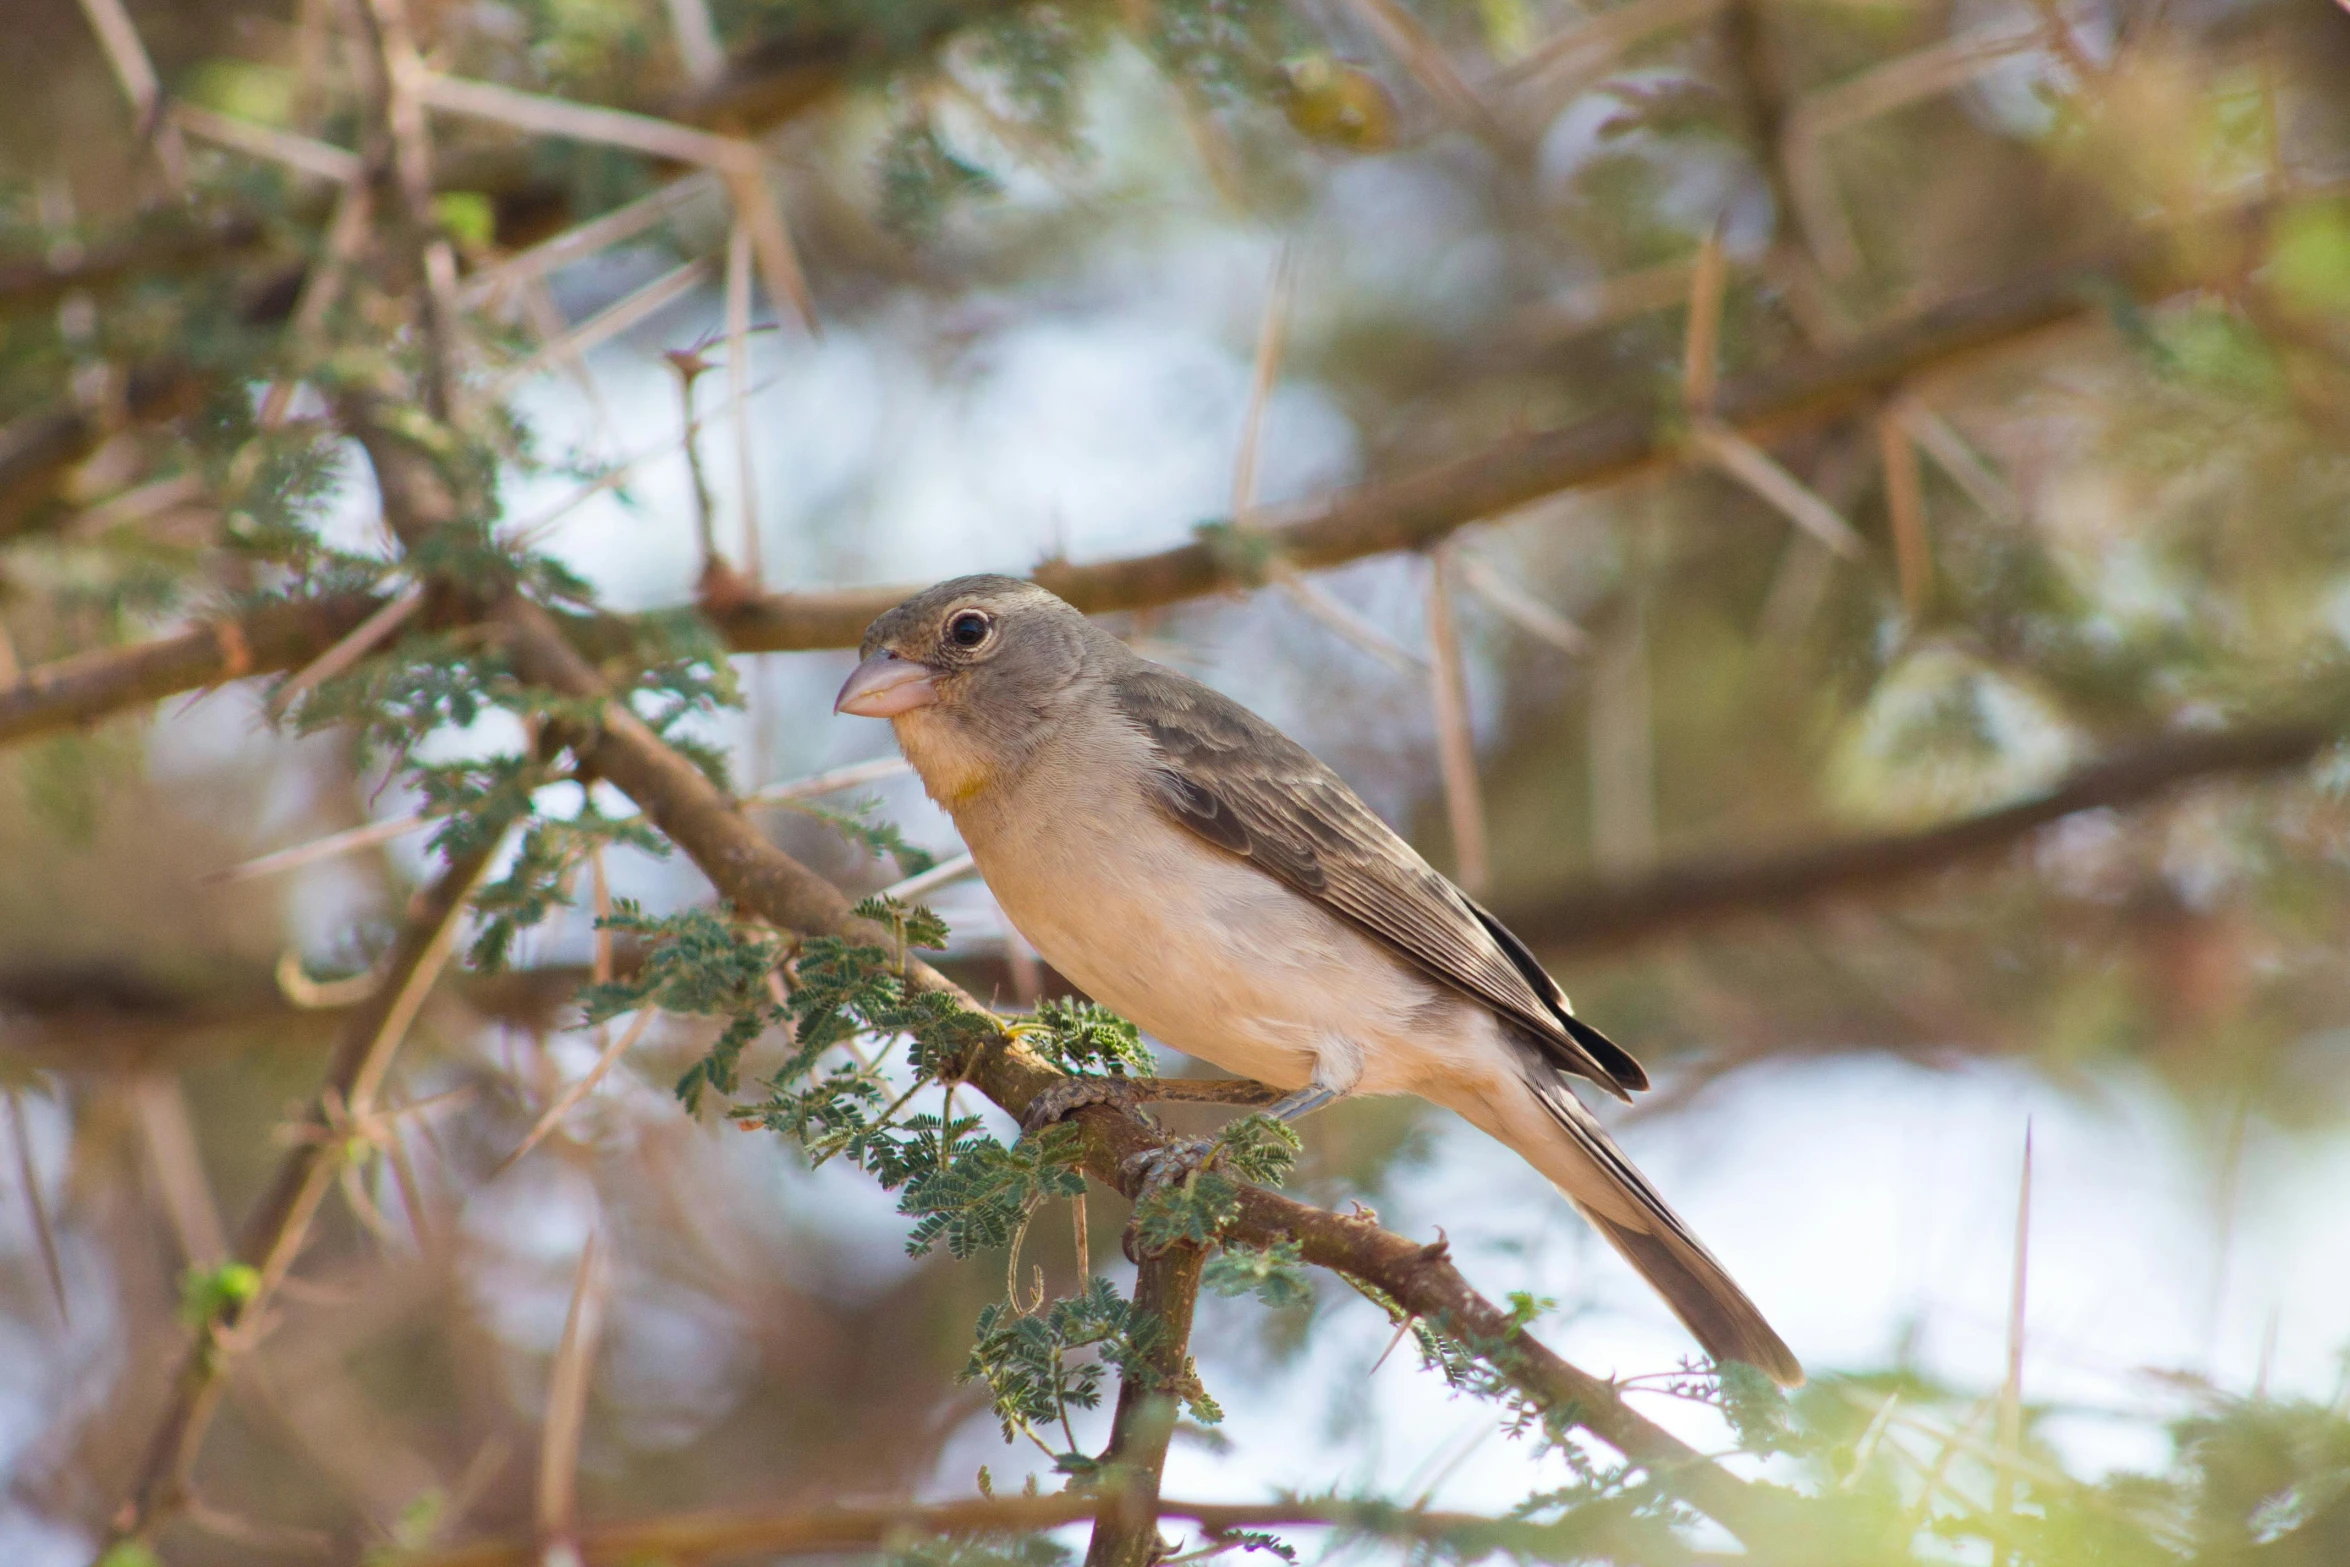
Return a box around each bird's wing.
[1111,662,1646,1098]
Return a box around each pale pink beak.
[834,650,938,718]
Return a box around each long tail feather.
[1477,1058,1803,1387]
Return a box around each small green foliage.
[179,1261,262,1326]
[961,1274,1145,1447]
[413,753,549,863]
[583,904,787,1110]
[1144,0,1294,105]
[854,892,952,953]
[1130,1117,1298,1253]
[1130,1167,1244,1254]
[1213,1113,1300,1185]
[291,629,510,767]
[1023,997,1154,1077]
[968,5,1095,146]
[898,1121,1086,1257]
[1717,1359,1798,1454]
[794,794,938,877]
[432,191,497,249]
[360,1489,450,1564]
[95,1545,162,1567]
[466,801,667,969]
[878,114,1000,238]
[778,931,999,1076]
[1203,1237,1313,1309]
[2269,200,2350,314]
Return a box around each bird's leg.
[1117,1079,1344,1191]
[1019,1075,1285,1133]
[1256,1083,1343,1123]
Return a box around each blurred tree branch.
[0,185,2304,751]
[402,1491,1724,1567]
[103,820,516,1551]
[1084,1245,1206,1567]
[1497,716,2342,953]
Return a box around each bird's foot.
[1121,1136,1216,1194]
[1021,1076,1148,1133]
[1119,1137,1219,1263]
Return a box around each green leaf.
[854,892,952,951]
[179,1261,262,1326]
[583,905,786,1110]
[1130,1168,1243,1254]
[1212,1113,1301,1186]
[1025,998,1154,1077]
[960,1274,1143,1443]
[1203,1238,1313,1309]
[902,1121,1087,1257]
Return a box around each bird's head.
[834,575,1102,803]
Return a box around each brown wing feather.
[1112,663,1641,1099]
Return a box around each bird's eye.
[947,610,992,649]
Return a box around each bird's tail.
[1460,1060,1803,1387]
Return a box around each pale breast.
[953,754,1478,1098]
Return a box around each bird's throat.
[891,709,998,812]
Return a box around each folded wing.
[1112,662,1646,1099]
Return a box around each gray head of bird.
[834,575,1109,800]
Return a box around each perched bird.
[836,575,1801,1385]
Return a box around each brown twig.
[1496,717,2339,951]
[399,1491,1723,1567]
[0,592,383,747]
[1086,1245,1208,1567]
[6,1089,70,1327]
[1424,545,1489,894]
[1992,1123,2034,1562]
[538,1231,607,1557]
[99,830,514,1555]
[131,1075,230,1269]
[1878,403,1931,615]
[0,191,2296,732]
[345,0,462,421]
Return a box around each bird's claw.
[1121,1136,1216,1194]
[1120,1137,1218,1263]
[1021,1076,1141,1133]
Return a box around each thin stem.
[1085,1244,1208,1567]
[99,829,514,1555]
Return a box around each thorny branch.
[0,182,2300,745]
[1085,1245,1209,1567]
[400,1492,1727,1567]
[101,824,515,1550]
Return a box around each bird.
[835,574,1801,1386]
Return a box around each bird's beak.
[834,650,938,718]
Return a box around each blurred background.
[2,0,2349,1561]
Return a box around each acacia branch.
[402,1492,1717,1567]
[100,824,512,1553]
[0,187,2284,749]
[488,594,1783,1546]
[0,360,205,538]
[1087,1246,1208,1567]
[0,592,381,747]
[1497,716,2339,954]
[711,208,2270,650]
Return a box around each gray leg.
[1117,1080,1343,1191]
[1259,1083,1342,1123]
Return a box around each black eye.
[947,610,992,649]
